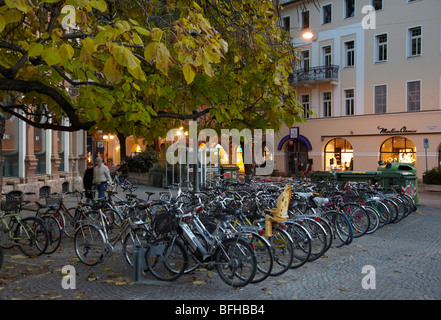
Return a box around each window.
[34,127,47,174]
[344,89,355,115]
[323,92,332,117]
[408,26,422,57]
[301,11,310,29]
[325,138,353,171]
[380,137,416,166]
[344,41,355,67]
[374,85,387,114]
[301,94,310,119]
[301,50,310,72]
[344,0,355,18]
[282,16,290,32]
[375,34,388,62]
[407,80,421,112]
[371,0,382,10]
[1,113,19,177]
[322,4,332,24]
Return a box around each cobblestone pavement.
[1,185,440,302]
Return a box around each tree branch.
[0,78,94,131]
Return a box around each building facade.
[274,0,441,179]
[2,113,88,196]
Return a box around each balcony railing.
[289,65,339,85]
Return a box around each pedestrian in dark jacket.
[83,162,95,203]
[115,160,129,183]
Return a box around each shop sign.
[377,126,417,134]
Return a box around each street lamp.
[102,134,114,163]
[301,29,317,41]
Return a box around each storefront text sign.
[377,126,417,134]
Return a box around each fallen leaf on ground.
[192,280,207,285]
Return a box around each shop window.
[380,137,416,166]
[324,138,353,171]
[34,127,47,174]
[2,113,19,177]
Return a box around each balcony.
[289,65,339,86]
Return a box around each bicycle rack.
[133,244,148,282]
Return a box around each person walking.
[83,162,95,203]
[93,157,112,199]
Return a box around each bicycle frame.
[1,213,33,242]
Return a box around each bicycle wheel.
[247,232,273,284]
[323,210,353,247]
[344,203,370,238]
[15,217,49,257]
[285,222,311,268]
[215,237,257,287]
[40,215,63,254]
[123,227,155,267]
[74,224,107,266]
[102,208,123,242]
[392,197,407,223]
[294,217,327,261]
[122,177,138,192]
[371,200,391,227]
[145,236,188,281]
[268,227,294,277]
[364,205,380,235]
[0,216,15,249]
[314,215,334,252]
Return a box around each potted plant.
[423,167,441,192]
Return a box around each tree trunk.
[117,131,127,161]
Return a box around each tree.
[0,0,313,134]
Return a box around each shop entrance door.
[287,139,309,175]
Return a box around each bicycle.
[0,192,49,257]
[73,203,154,266]
[110,172,138,192]
[145,203,257,287]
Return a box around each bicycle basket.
[153,211,178,235]
[1,192,23,212]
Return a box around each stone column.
[50,130,61,177]
[24,124,38,182]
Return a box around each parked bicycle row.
[0,175,417,287]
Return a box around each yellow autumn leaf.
[144,42,159,61]
[59,43,74,60]
[82,37,97,55]
[155,43,171,76]
[132,26,150,37]
[192,280,207,285]
[5,0,32,13]
[202,54,214,77]
[113,44,140,69]
[183,63,196,84]
[0,15,5,33]
[151,28,163,42]
[103,57,123,83]
[27,42,44,58]
[3,9,22,24]
[128,65,146,82]
[41,47,62,66]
